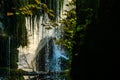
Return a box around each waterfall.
[47,42,69,80]
[17,0,71,79]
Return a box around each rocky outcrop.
[32,37,53,71]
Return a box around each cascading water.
[43,0,70,79]
[17,0,72,80]
[47,41,69,80]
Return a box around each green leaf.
[77,25,83,31]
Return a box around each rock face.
[0,1,26,78]
[0,37,8,67]
[32,37,53,71]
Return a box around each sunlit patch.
[68,0,72,2]
[7,12,14,16]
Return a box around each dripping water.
[44,0,69,79]
[17,0,71,80]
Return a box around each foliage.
[56,0,76,57]
[16,0,54,17]
[56,0,94,52]
[54,0,95,79]
[52,0,76,79]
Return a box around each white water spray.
[17,0,72,79]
